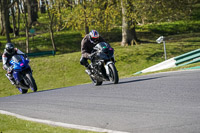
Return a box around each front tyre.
[108,63,119,84]
[18,88,28,94]
[90,75,103,86]
[26,73,37,92]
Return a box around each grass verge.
[0,27,200,133]
[0,113,97,133]
[0,32,200,97]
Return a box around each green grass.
[0,32,200,97]
[5,31,83,54]
[137,20,200,35]
[0,33,199,133]
[1,20,200,56]
[0,114,97,133]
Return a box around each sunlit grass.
[0,32,199,97]
[0,114,97,133]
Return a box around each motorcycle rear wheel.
[108,63,119,84]
[26,73,37,92]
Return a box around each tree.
[22,0,30,53]
[40,0,46,13]
[132,0,196,24]
[10,0,20,37]
[0,0,11,42]
[64,0,120,36]
[26,0,38,27]
[121,0,138,46]
[45,0,57,51]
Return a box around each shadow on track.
[103,76,167,86]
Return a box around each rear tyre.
[26,73,37,92]
[108,63,119,84]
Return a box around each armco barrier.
[174,49,200,66]
[27,50,56,57]
[0,50,56,61]
[134,48,200,75]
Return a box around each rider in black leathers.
[80,30,109,74]
[2,43,25,85]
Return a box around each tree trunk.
[11,5,18,37]
[40,0,46,13]
[57,1,62,31]
[22,0,29,53]
[1,0,11,42]
[121,0,128,46]
[83,0,89,34]
[46,0,56,51]
[50,17,56,51]
[121,0,138,46]
[27,0,38,27]
[17,0,20,36]
[0,1,3,35]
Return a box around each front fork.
[104,61,115,76]
[5,73,15,85]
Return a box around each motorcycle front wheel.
[90,75,103,86]
[18,87,28,94]
[108,63,119,84]
[26,73,37,92]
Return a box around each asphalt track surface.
[0,70,200,133]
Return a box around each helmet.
[89,30,99,43]
[5,43,15,54]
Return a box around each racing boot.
[85,65,92,75]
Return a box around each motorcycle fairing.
[13,71,23,82]
[10,55,29,72]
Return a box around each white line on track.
[0,110,129,133]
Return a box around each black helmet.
[5,43,15,54]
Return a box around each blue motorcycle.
[9,55,37,94]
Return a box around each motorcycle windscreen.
[11,55,23,63]
[10,55,28,71]
[95,42,110,50]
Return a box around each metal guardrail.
[0,51,56,61]
[27,50,56,57]
[174,49,200,66]
[134,48,200,75]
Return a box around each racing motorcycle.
[8,55,37,94]
[87,42,119,86]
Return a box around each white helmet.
[89,30,99,43]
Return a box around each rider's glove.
[88,55,92,60]
[88,54,93,60]
[89,53,96,60]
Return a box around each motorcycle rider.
[80,30,109,75]
[2,43,26,85]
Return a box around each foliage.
[131,0,196,24]
[1,0,199,46]
[64,0,121,35]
